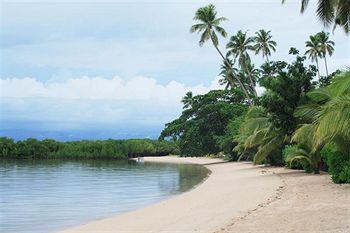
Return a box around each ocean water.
[0,159,209,233]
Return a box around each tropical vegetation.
[160,4,350,183]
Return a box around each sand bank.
[60,156,350,233]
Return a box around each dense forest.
[160,4,350,183]
[0,138,178,159]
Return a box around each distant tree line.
[0,138,178,159]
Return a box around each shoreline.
[60,156,350,233]
[60,156,282,233]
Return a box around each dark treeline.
[0,137,178,159]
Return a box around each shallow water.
[0,159,209,233]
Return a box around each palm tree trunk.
[324,55,329,76]
[266,56,269,63]
[315,57,321,80]
[243,62,258,98]
[209,33,253,105]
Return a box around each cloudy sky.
[0,0,349,140]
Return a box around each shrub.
[283,145,312,173]
[321,144,350,183]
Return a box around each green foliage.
[215,114,245,160]
[283,145,312,173]
[233,106,285,165]
[159,89,247,156]
[260,54,316,135]
[321,144,350,183]
[0,137,177,159]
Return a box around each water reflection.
[0,159,209,233]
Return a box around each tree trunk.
[315,57,321,80]
[209,33,253,105]
[324,55,329,76]
[266,55,269,63]
[243,61,258,98]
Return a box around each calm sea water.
[0,159,209,233]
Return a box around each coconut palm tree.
[293,69,350,172]
[254,29,277,62]
[227,30,257,97]
[218,58,239,90]
[305,34,322,79]
[190,5,252,104]
[282,0,350,33]
[316,31,335,76]
[234,106,286,165]
[182,92,194,109]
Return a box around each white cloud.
[0,75,221,102]
[0,76,222,128]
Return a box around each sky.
[0,0,349,141]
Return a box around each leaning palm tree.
[316,31,335,76]
[254,29,277,62]
[190,4,252,104]
[305,34,322,79]
[227,30,257,97]
[282,0,350,33]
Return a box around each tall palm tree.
[282,0,350,33]
[305,34,322,79]
[254,29,277,62]
[190,4,252,104]
[227,30,257,97]
[316,31,335,76]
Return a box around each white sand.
[60,156,350,233]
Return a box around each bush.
[283,145,312,173]
[321,144,350,183]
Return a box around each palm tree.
[316,31,335,76]
[234,106,286,165]
[218,58,239,90]
[227,30,257,97]
[190,4,252,104]
[305,34,322,79]
[182,92,194,109]
[282,0,350,33]
[254,29,277,62]
[293,69,350,172]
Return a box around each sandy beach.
[61,156,350,233]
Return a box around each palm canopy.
[317,31,335,57]
[295,69,350,152]
[190,4,227,46]
[226,30,255,65]
[282,0,350,33]
[305,35,322,61]
[234,106,286,164]
[254,29,277,61]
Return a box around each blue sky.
[0,0,349,140]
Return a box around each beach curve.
[59,156,282,233]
